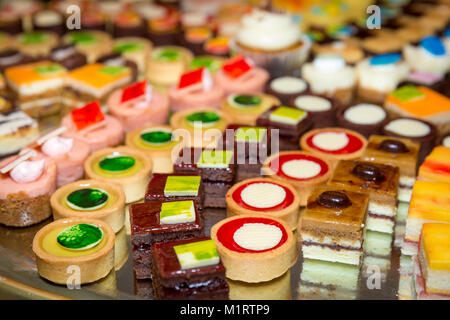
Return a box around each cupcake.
[265,76,309,105]
[14,31,59,59]
[32,9,65,36]
[113,37,152,77]
[231,10,311,77]
[356,53,410,103]
[147,46,193,86]
[301,53,356,107]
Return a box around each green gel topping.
[186,111,220,126]
[34,63,65,75]
[20,32,48,44]
[99,155,135,172]
[57,224,103,250]
[160,200,195,222]
[155,49,181,61]
[235,127,266,142]
[164,176,201,196]
[140,130,172,145]
[69,32,97,44]
[66,188,109,211]
[197,150,233,168]
[114,42,143,53]
[189,57,221,72]
[270,106,307,125]
[99,66,129,76]
[173,239,219,270]
[233,95,261,107]
[391,85,425,102]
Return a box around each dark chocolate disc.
[351,163,385,182]
[378,139,409,153]
[317,191,352,209]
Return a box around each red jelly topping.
[216,216,288,253]
[268,153,329,181]
[422,160,450,175]
[230,180,294,211]
[121,80,147,103]
[222,54,252,79]
[178,67,204,90]
[306,130,364,155]
[71,101,105,131]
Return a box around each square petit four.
[64,63,132,109]
[418,146,450,184]
[130,200,203,279]
[361,135,420,202]
[403,180,450,256]
[151,237,229,300]
[300,187,369,265]
[327,160,399,234]
[4,61,67,117]
[0,110,39,156]
[145,174,204,211]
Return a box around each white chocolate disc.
[240,183,286,208]
[443,136,450,147]
[294,95,331,112]
[312,132,349,151]
[233,223,282,251]
[270,77,307,94]
[385,119,430,137]
[343,103,386,125]
[281,159,321,179]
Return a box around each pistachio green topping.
[269,106,307,125]
[140,130,172,145]
[160,200,195,224]
[174,239,219,270]
[68,32,97,44]
[164,176,201,197]
[57,224,103,250]
[99,66,129,76]
[233,95,261,107]
[189,57,221,72]
[391,85,425,102]
[99,155,135,172]
[154,49,181,61]
[66,188,109,211]
[114,42,143,53]
[34,63,65,76]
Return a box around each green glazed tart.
[63,30,113,63]
[113,37,152,77]
[32,217,115,285]
[125,124,183,174]
[50,179,126,233]
[84,147,152,203]
[147,46,193,86]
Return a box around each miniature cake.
[32,9,65,35]
[384,86,450,135]
[361,135,420,202]
[328,160,399,234]
[265,76,309,105]
[108,80,169,133]
[262,151,332,206]
[125,124,183,174]
[403,180,450,256]
[226,178,301,230]
[4,61,67,117]
[96,52,138,83]
[113,37,152,77]
[291,94,337,129]
[50,44,87,70]
[33,217,115,285]
[337,103,388,138]
[356,53,409,103]
[0,110,39,157]
[188,55,225,74]
[168,67,225,112]
[382,117,438,165]
[180,26,213,55]
[210,214,297,283]
[170,108,231,148]
[0,49,33,72]
[214,55,270,95]
[147,46,193,86]
[50,179,125,233]
[221,93,280,126]
[151,237,229,300]
[145,174,204,211]
[300,127,368,168]
[141,3,180,47]
[300,187,369,265]
[130,200,203,279]
[112,11,145,38]
[173,147,235,208]
[63,31,113,63]
[0,152,56,227]
[61,101,124,153]
[418,146,450,183]
[256,105,312,151]
[14,31,58,59]
[64,63,132,109]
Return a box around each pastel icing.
[369,53,401,66]
[357,57,409,92]
[420,36,446,56]
[160,200,195,224]
[66,188,109,211]
[385,119,430,137]
[164,176,201,197]
[312,132,349,151]
[57,224,103,250]
[240,183,286,208]
[197,150,233,169]
[270,77,307,94]
[294,95,331,112]
[173,239,219,270]
[343,104,386,125]
[42,136,74,157]
[233,223,282,251]
[269,106,307,125]
[281,159,321,179]
[10,159,45,183]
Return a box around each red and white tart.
[262,151,332,206]
[210,214,297,283]
[226,178,301,230]
[108,80,169,133]
[300,127,368,169]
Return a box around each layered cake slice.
[403,180,450,256]
[300,187,369,265]
[418,146,450,183]
[130,200,203,279]
[327,160,399,234]
[4,61,67,117]
[151,237,229,300]
[361,135,420,202]
[0,110,38,156]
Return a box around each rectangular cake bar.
[418,146,450,184]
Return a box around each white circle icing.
[385,119,431,137]
[294,95,331,112]
[313,54,345,73]
[443,136,450,147]
[312,132,349,151]
[10,159,45,184]
[343,103,386,125]
[135,3,167,20]
[233,223,282,251]
[42,136,73,157]
[270,77,307,94]
[281,159,321,179]
[240,183,286,208]
[35,10,62,26]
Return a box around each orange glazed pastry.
[418,146,450,184]
[403,180,450,256]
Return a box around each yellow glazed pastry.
[418,146,450,184]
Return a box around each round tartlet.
[210,214,297,283]
[114,227,129,271]
[226,178,301,230]
[147,46,193,86]
[32,217,115,285]
[220,93,280,126]
[337,103,389,138]
[170,107,231,148]
[300,127,368,168]
[50,179,126,233]
[84,147,152,204]
[262,151,332,206]
[125,124,183,174]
